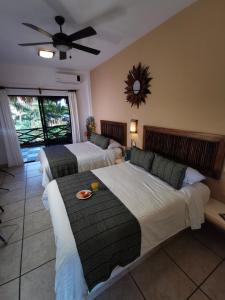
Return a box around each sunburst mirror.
[124,62,152,108]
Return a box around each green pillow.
[130,147,154,172]
[90,132,98,143]
[151,154,187,189]
[95,134,110,149]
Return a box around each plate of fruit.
[76,190,93,200]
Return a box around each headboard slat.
[100,120,127,146]
[143,126,225,179]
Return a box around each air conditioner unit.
[56,73,81,84]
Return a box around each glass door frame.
[10,95,72,147]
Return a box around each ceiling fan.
[18,16,100,60]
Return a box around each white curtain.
[0,90,23,167]
[68,91,81,143]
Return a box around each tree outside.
[10,96,42,130]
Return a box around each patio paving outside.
[21,146,43,163]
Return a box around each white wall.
[0,63,92,165]
[76,72,93,141]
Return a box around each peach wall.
[91,0,225,202]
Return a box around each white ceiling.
[0,0,196,71]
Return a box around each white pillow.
[183,167,206,185]
[108,139,122,149]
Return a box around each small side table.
[205,198,225,231]
[124,147,131,161]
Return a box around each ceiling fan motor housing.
[55,16,65,26]
[53,33,72,51]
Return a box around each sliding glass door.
[9,96,72,147]
[39,96,72,145]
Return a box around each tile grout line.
[21,258,56,278]
[0,256,55,289]
[24,207,46,218]
[191,232,225,260]
[0,198,26,209]
[198,289,212,300]
[0,211,51,247]
[0,212,25,224]
[162,248,198,287]
[18,166,28,300]
[188,229,225,299]
[129,272,147,300]
[0,276,20,288]
[25,207,46,217]
[163,247,225,300]
[162,248,202,300]
[0,231,21,247]
[186,287,212,300]
[23,225,53,240]
[0,165,46,290]
[196,257,225,294]
[0,171,25,290]
[185,287,203,300]
[18,163,52,299]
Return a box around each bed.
[43,126,225,300]
[39,120,127,187]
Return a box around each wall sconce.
[130,119,138,133]
[130,119,138,147]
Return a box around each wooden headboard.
[100,120,127,146]
[143,126,225,179]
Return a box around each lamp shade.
[130,119,138,133]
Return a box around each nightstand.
[124,147,131,161]
[205,198,225,231]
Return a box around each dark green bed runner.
[56,171,141,291]
[43,145,78,179]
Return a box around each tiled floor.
[21,146,43,163]
[0,162,225,300]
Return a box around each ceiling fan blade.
[72,43,100,55]
[59,51,67,60]
[69,26,97,42]
[18,42,53,46]
[22,23,53,38]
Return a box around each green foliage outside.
[43,99,69,126]
[10,96,42,130]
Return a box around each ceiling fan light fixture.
[38,49,54,59]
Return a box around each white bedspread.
[39,141,122,187]
[43,162,210,300]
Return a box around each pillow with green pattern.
[90,132,98,144]
[130,147,154,172]
[151,154,187,189]
[94,134,110,149]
